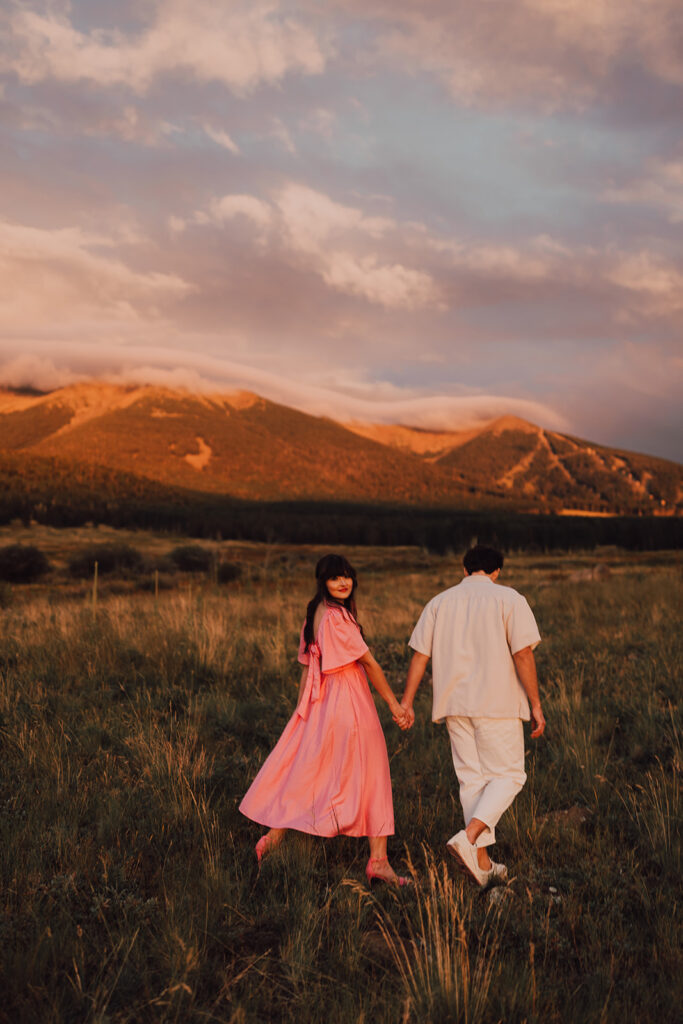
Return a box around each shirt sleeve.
[320,608,369,671]
[506,595,542,655]
[408,598,436,656]
[297,624,309,665]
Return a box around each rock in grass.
[541,805,593,830]
[488,886,512,906]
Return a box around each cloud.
[192,183,444,310]
[204,195,273,232]
[0,77,179,146]
[0,352,78,392]
[332,0,683,111]
[275,184,441,309]
[202,125,241,154]
[6,1,681,117]
[429,233,683,323]
[607,251,683,315]
[0,341,567,432]
[0,219,193,333]
[430,235,567,283]
[275,183,394,249]
[2,0,327,94]
[319,252,440,309]
[603,157,683,223]
[189,180,683,323]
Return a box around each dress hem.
[239,808,394,838]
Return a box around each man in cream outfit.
[400,544,545,885]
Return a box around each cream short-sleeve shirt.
[409,575,541,723]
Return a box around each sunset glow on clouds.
[0,0,681,458]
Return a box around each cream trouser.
[445,716,526,848]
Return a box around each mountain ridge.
[0,382,680,514]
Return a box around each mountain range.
[0,382,680,514]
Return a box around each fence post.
[92,560,98,611]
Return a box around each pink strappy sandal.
[255,832,283,863]
[365,856,412,888]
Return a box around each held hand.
[530,703,546,738]
[391,703,411,731]
[400,700,415,729]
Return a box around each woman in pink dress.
[239,553,410,885]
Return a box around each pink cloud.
[186,182,683,323]
[607,252,683,316]
[603,157,683,223]
[0,218,193,334]
[202,125,241,154]
[332,0,683,110]
[192,183,444,310]
[0,342,567,432]
[3,1,327,94]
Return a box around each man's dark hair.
[463,544,504,575]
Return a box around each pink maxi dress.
[239,604,395,837]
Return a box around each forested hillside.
[1,383,680,514]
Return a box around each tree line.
[1,487,680,552]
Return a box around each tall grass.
[0,545,680,1022]
[367,849,508,1023]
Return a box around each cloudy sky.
[0,0,681,458]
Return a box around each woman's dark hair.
[303,553,363,649]
[463,544,504,575]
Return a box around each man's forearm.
[402,651,430,705]
[512,647,541,706]
[513,646,546,737]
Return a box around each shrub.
[216,561,242,584]
[168,545,214,573]
[144,554,177,574]
[0,544,51,583]
[135,575,176,593]
[68,543,144,578]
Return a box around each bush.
[68,543,143,578]
[144,554,177,574]
[216,561,242,584]
[135,575,176,593]
[168,545,214,573]
[0,544,50,583]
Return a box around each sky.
[0,0,681,459]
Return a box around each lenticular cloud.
[0,344,567,433]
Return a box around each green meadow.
[0,526,680,1023]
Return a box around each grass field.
[0,528,680,1022]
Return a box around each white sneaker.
[446,830,493,887]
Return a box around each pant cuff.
[472,824,495,848]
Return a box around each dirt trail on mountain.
[497,431,576,489]
[539,432,574,482]
[498,444,539,489]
